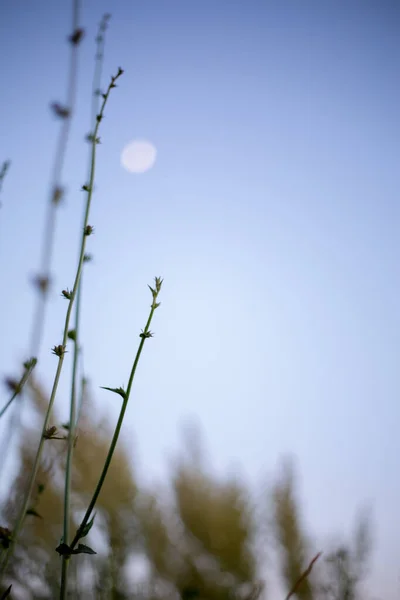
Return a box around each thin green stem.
[60,553,69,600]
[60,19,111,598]
[60,332,79,600]
[75,375,87,429]
[60,15,109,568]
[60,18,106,600]
[0,67,124,580]
[60,19,110,600]
[60,17,108,584]
[68,279,163,552]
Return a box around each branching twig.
[56,278,163,560]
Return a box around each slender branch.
[66,278,162,553]
[285,552,322,600]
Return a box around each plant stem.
[0,67,124,580]
[69,279,163,552]
[0,0,83,486]
[60,326,79,600]
[59,17,111,599]
[29,0,82,358]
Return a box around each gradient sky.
[1,1,399,597]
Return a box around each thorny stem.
[60,15,111,599]
[0,67,124,580]
[68,279,162,552]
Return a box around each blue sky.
[1,0,399,596]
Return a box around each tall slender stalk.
[59,317,80,600]
[56,278,162,570]
[0,0,83,491]
[29,0,83,358]
[60,15,111,598]
[0,67,124,579]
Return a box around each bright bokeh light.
[121,139,157,173]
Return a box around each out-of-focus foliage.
[271,460,314,599]
[1,379,139,599]
[315,510,372,600]
[0,383,372,599]
[138,440,259,600]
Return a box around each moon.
[121,139,157,173]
